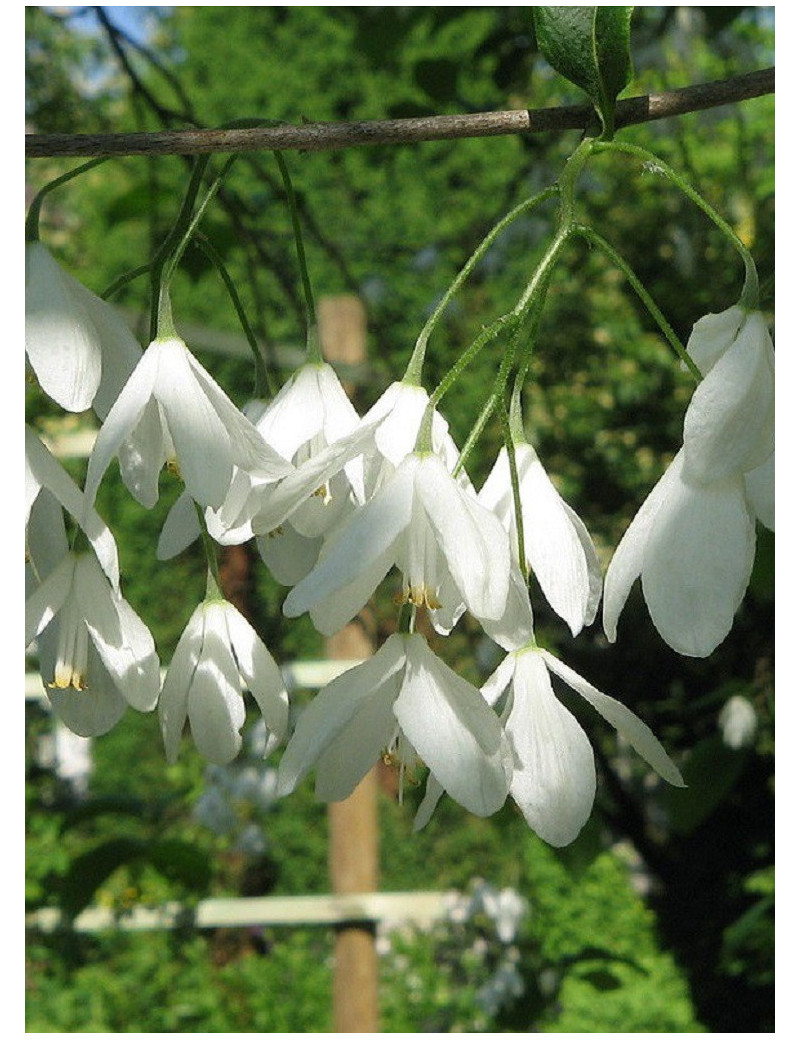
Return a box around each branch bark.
[25,68,774,160]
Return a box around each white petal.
[417,455,510,621]
[542,649,685,787]
[480,653,517,709]
[187,654,246,765]
[25,242,102,412]
[477,558,535,652]
[75,556,159,714]
[686,305,746,376]
[642,469,755,657]
[69,278,142,420]
[744,452,775,531]
[250,419,379,537]
[395,635,511,817]
[154,340,238,508]
[276,635,406,797]
[186,349,292,480]
[282,460,415,621]
[84,344,160,507]
[26,489,69,582]
[159,605,204,763]
[157,491,202,560]
[116,397,170,509]
[257,525,322,586]
[683,312,774,483]
[602,454,683,643]
[45,641,128,737]
[224,606,289,741]
[369,382,428,466]
[506,652,596,847]
[413,774,445,831]
[255,364,328,459]
[515,445,595,636]
[25,554,75,646]
[25,425,120,587]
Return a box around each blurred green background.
[25,6,774,1032]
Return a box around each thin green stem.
[25,158,110,242]
[592,140,760,308]
[498,401,527,576]
[453,395,496,476]
[102,263,152,301]
[161,157,236,289]
[195,502,223,593]
[575,224,702,381]
[193,236,276,398]
[403,185,560,385]
[273,150,320,361]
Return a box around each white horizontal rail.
[25,658,367,703]
[27,891,450,934]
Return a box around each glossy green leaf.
[533,6,634,136]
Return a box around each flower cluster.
[25,215,773,847]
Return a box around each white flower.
[25,544,160,738]
[84,336,292,510]
[474,645,683,847]
[682,307,774,484]
[718,694,758,749]
[604,305,774,658]
[25,242,142,415]
[603,450,757,658]
[283,451,511,636]
[276,632,512,818]
[479,443,601,636]
[159,598,289,765]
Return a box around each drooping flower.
[603,305,774,658]
[276,632,512,818]
[479,442,601,636]
[25,242,142,415]
[25,503,160,737]
[682,306,774,484]
[283,451,511,636]
[159,597,289,765]
[602,450,757,658]
[84,336,292,511]
[416,642,684,845]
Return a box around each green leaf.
[533,6,634,137]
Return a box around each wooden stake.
[319,295,380,1033]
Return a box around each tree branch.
[25,67,774,159]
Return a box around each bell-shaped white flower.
[25,242,142,415]
[84,335,292,510]
[416,642,683,845]
[683,307,774,485]
[479,443,601,636]
[277,632,512,818]
[603,450,757,657]
[283,451,511,636]
[159,596,289,765]
[254,362,364,528]
[25,518,160,738]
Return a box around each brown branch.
[25,68,774,160]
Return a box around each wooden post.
[318,295,380,1033]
